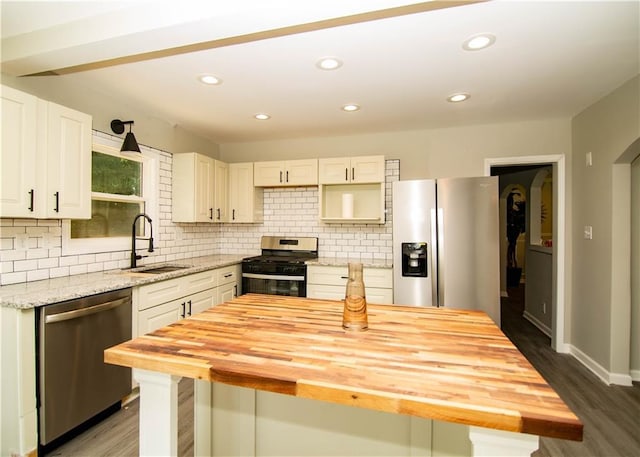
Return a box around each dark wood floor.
[502,285,640,457]
[49,289,639,456]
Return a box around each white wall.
[0,73,220,157]
[571,75,640,382]
[220,118,571,179]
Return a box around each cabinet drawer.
[307,284,392,304]
[136,269,217,311]
[308,265,392,288]
[217,264,239,286]
[307,265,348,286]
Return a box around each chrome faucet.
[131,213,154,269]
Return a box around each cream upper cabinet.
[228,162,263,223]
[319,156,385,184]
[173,152,214,222]
[173,152,228,223]
[306,265,393,304]
[253,159,318,187]
[1,85,92,219]
[214,160,228,222]
[1,86,38,218]
[318,155,386,223]
[45,102,92,219]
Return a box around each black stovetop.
[242,253,316,265]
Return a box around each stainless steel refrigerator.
[392,178,500,324]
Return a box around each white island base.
[135,369,539,457]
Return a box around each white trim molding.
[484,154,567,354]
[568,344,633,386]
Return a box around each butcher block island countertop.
[105,294,582,455]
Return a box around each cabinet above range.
[318,156,385,184]
[318,155,386,224]
[253,159,318,187]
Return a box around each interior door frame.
[485,154,567,353]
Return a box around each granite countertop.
[1,254,393,310]
[0,254,246,309]
[306,257,392,268]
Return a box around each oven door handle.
[242,273,305,281]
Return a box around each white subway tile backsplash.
[3,271,27,284]
[0,149,398,285]
[49,266,70,278]
[27,269,49,282]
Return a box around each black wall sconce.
[110,119,141,155]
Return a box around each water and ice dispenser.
[401,242,428,277]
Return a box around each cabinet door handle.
[54,191,60,212]
[224,273,232,278]
[340,276,349,279]
[234,285,238,297]
[286,170,289,183]
[345,168,348,181]
[279,171,283,183]
[209,208,213,220]
[232,209,236,220]
[180,302,186,318]
[28,189,34,212]
[352,168,355,181]
[187,300,192,316]
[217,208,221,220]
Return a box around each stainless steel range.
[242,236,318,297]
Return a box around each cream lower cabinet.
[306,265,393,304]
[134,265,241,337]
[217,264,241,303]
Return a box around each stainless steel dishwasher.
[37,288,132,450]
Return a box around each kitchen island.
[105,294,582,456]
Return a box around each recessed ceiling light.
[316,57,343,71]
[254,113,270,120]
[447,93,470,103]
[198,74,222,85]
[341,104,360,112]
[462,33,496,51]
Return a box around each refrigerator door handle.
[436,207,445,307]
[430,208,439,307]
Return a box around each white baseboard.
[630,369,640,383]
[523,311,551,337]
[568,344,633,386]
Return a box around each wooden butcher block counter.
[105,293,583,442]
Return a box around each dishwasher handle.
[44,297,130,324]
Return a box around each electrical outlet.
[586,151,593,167]
[584,225,593,240]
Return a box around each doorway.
[485,155,567,353]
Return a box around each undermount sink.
[118,264,193,275]
[137,265,192,274]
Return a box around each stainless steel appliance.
[242,236,318,297]
[37,288,132,451]
[392,178,500,324]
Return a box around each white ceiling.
[2,1,639,143]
